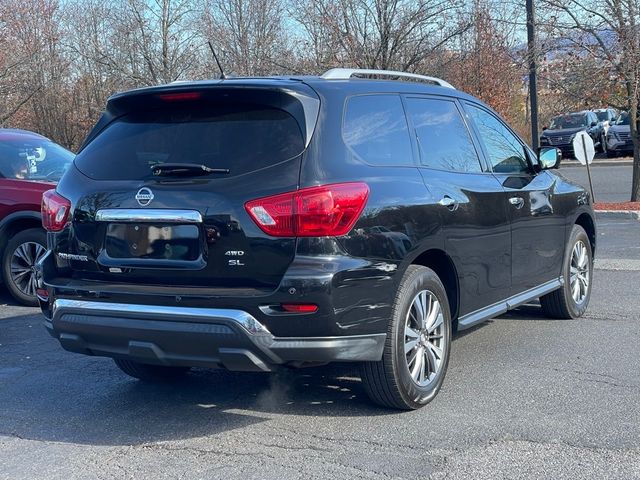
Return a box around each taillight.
[245,182,369,237]
[42,189,71,232]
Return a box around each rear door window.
[342,95,414,166]
[74,104,305,180]
[405,97,482,173]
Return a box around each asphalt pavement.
[1,219,639,479]
[558,163,633,203]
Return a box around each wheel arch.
[410,249,460,325]
[574,212,596,256]
[0,211,43,271]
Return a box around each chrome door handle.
[509,197,525,209]
[438,196,458,210]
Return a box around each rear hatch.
[54,82,319,291]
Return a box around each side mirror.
[590,121,597,127]
[538,147,561,170]
[542,125,549,130]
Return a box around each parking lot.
[2,204,639,478]
[560,161,633,203]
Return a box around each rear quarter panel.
[297,85,445,335]
[546,170,596,254]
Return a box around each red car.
[0,129,74,305]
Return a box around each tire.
[606,150,618,158]
[1,228,47,306]
[360,265,452,410]
[114,358,191,382]
[540,224,592,319]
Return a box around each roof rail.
[321,68,455,89]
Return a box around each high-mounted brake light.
[245,182,369,237]
[157,92,201,102]
[42,189,71,232]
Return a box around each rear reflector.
[245,182,369,237]
[157,92,201,102]
[42,190,71,232]
[281,304,318,313]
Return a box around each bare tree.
[289,0,469,73]
[447,1,524,133]
[67,0,202,87]
[64,0,126,127]
[541,0,640,201]
[0,0,46,126]
[200,0,291,76]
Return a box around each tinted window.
[343,95,413,166]
[75,105,304,180]
[616,112,629,125]
[406,98,481,173]
[466,104,530,174]
[0,137,74,181]
[549,113,588,129]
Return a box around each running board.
[457,278,563,330]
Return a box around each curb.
[595,210,640,220]
[561,160,633,168]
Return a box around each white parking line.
[595,258,640,271]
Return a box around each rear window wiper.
[151,163,230,177]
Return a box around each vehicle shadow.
[1,302,553,447]
[453,302,552,339]
[0,287,21,308]
[497,302,554,321]
[1,313,397,447]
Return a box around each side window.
[343,95,413,166]
[405,97,481,173]
[465,104,530,174]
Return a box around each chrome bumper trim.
[95,209,203,223]
[52,299,270,335]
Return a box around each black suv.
[540,111,604,158]
[38,69,595,410]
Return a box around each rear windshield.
[75,104,305,180]
[0,137,74,181]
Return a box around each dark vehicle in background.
[0,129,74,305]
[606,112,633,158]
[540,111,604,158]
[38,69,595,410]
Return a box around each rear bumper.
[44,299,386,371]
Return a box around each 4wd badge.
[225,250,245,266]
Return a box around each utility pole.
[526,0,539,150]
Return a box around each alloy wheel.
[404,290,445,387]
[9,241,47,298]
[569,240,590,305]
